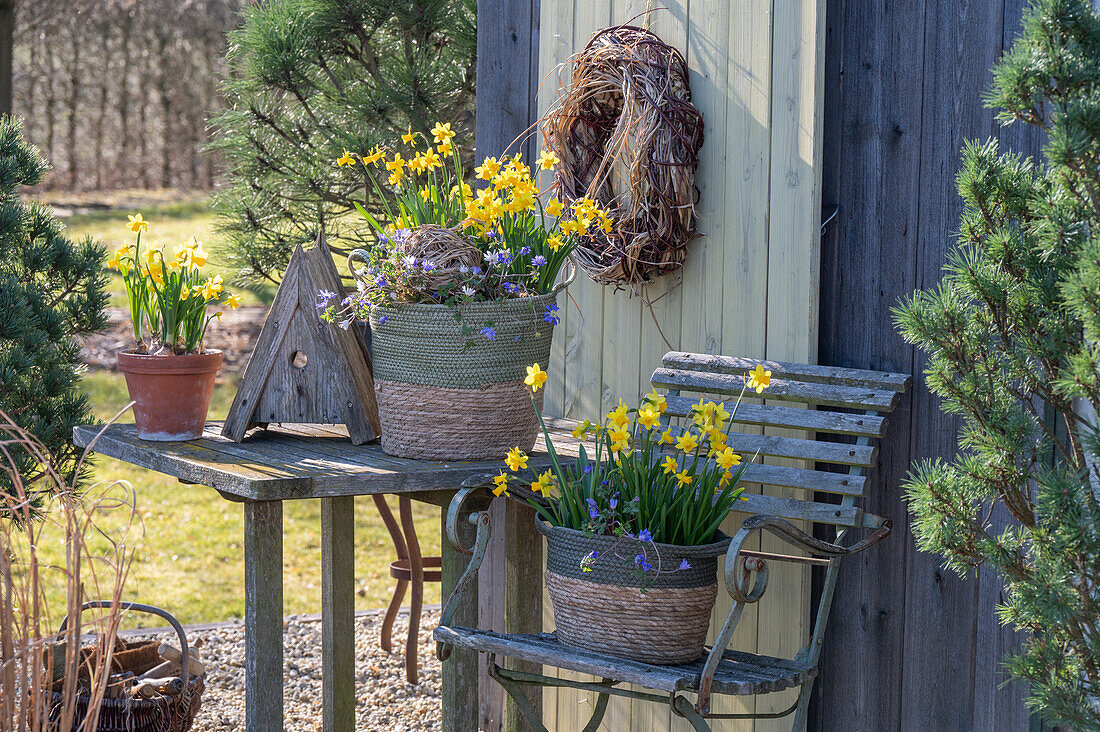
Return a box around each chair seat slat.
[663,351,912,393]
[662,396,886,437]
[652,368,899,411]
[740,463,865,495]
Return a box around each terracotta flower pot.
[117,350,222,441]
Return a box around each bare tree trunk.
[44,45,55,167]
[65,40,79,188]
[25,37,35,128]
[93,34,109,190]
[118,10,132,183]
[157,33,171,189]
[138,44,149,188]
[0,0,14,117]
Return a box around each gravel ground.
[136,609,442,731]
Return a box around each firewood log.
[156,643,205,676]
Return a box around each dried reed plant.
[541,24,704,288]
[0,409,142,732]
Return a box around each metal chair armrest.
[738,514,893,558]
[437,486,494,661]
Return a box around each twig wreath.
[541,24,704,289]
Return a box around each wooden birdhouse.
[222,236,380,444]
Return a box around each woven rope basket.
[366,290,563,460]
[538,521,729,665]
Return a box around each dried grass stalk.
[0,410,142,732]
[542,24,704,288]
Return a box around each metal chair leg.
[372,495,407,654]
[380,578,407,653]
[673,694,713,732]
[399,496,423,685]
[488,658,613,732]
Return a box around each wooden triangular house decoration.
[222,236,380,444]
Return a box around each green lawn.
[57,194,442,624]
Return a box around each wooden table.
[73,420,576,732]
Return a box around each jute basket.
[362,280,569,460]
[538,521,729,665]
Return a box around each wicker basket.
[49,602,204,732]
[538,521,730,665]
[354,256,572,460]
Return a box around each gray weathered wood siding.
[813,1,1044,729]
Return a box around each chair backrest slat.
[663,351,910,393]
[652,368,901,412]
[736,493,862,526]
[740,463,865,495]
[663,396,886,437]
[722,432,876,468]
[652,352,911,528]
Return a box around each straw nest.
[541,24,704,288]
[397,224,483,292]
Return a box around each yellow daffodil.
[598,212,613,234]
[421,148,442,170]
[659,428,675,445]
[336,148,356,167]
[362,146,386,166]
[531,470,554,496]
[505,447,529,472]
[661,455,678,475]
[719,470,733,489]
[189,242,208,269]
[225,294,244,310]
[675,470,692,488]
[420,186,433,202]
[607,399,630,429]
[675,431,699,453]
[525,363,548,392]
[559,218,581,237]
[127,213,149,233]
[637,406,660,430]
[571,419,593,439]
[492,472,509,497]
[431,122,456,144]
[107,246,130,274]
[146,260,164,285]
[644,390,667,414]
[386,154,405,185]
[402,128,417,145]
[747,364,772,393]
[547,234,564,252]
[536,150,558,170]
[716,448,741,471]
[544,198,564,217]
[437,139,453,156]
[475,157,501,181]
[202,274,224,301]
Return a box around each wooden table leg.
[398,496,423,685]
[441,503,478,732]
[504,501,542,732]
[321,496,355,732]
[244,500,284,732]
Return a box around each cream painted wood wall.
[536,0,826,729]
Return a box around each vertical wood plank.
[442,502,480,732]
[504,501,544,732]
[760,0,825,729]
[816,0,1036,729]
[321,496,355,732]
[244,500,284,732]
[555,0,612,728]
[476,2,542,728]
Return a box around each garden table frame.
[73,420,577,732]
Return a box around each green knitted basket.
[351,251,572,460]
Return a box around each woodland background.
[1,0,242,192]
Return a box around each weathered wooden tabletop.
[72,420,579,502]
